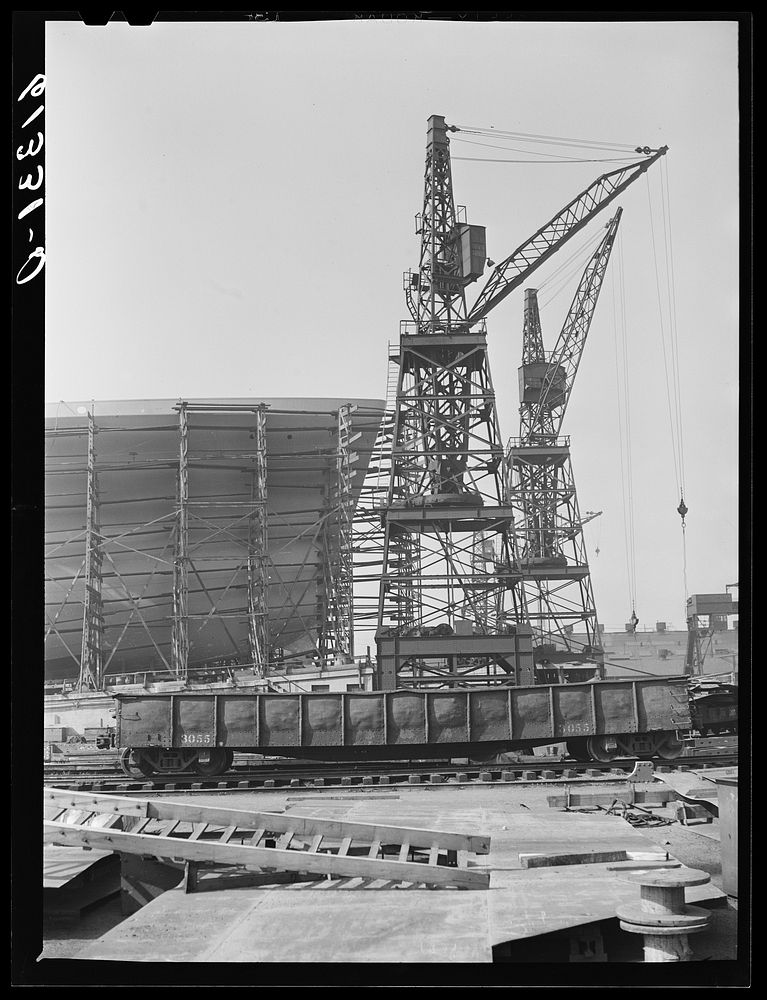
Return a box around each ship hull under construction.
[45,397,386,685]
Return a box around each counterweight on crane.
[374,115,667,691]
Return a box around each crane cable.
[645,166,688,602]
[450,125,646,165]
[452,124,638,153]
[537,227,607,309]
[611,231,639,624]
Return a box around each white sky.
[44,17,740,634]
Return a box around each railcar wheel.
[566,738,591,763]
[195,748,230,776]
[119,747,144,777]
[652,732,685,760]
[585,736,618,763]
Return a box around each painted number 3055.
[181,733,212,745]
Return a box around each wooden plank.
[368,840,380,859]
[398,842,410,863]
[92,813,124,830]
[157,820,181,838]
[428,845,440,867]
[44,788,148,817]
[520,850,628,869]
[189,823,208,841]
[44,820,489,889]
[275,832,294,851]
[219,826,238,844]
[249,828,266,847]
[43,788,490,854]
[338,836,352,858]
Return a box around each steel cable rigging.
[453,123,638,152]
[645,165,689,603]
[611,232,639,629]
[451,124,653,165]
[537,227,607,309]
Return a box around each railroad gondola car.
[689,683,738,737]
[115,676,692,776]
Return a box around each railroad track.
[43,751,738,794]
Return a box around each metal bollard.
[616,868,711,962]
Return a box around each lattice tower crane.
[505,211,623,679]
[374,115,666,690]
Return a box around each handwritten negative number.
[17,132,43,160]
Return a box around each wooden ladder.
[44,788,491,889]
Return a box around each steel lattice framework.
[246,407,269,677]
[506,211,622,676]
[374,117,667,690]
[318,403,360,662]
[467,148,667,324]
[45,399,383,690]
[376,115,532,689]
[78,412,105,690]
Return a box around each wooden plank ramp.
[43,787,490,890]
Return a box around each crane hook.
[677,495,688,524]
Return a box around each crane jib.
[466,147,668,325]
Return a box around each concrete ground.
[40,778,740,963]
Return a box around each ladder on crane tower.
[385,342,400,413]
[44,788,491,890]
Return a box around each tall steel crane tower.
[374,115,667,691]
[376,115,527,689]
[506,211,623,680]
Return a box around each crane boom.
[467,146,667,324]
[527,207,623,439]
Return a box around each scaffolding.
[317,403,360,664]
[78,411,105,690]
[246,407,269,677]
[45,400,383,689]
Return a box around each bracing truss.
[45,401,378,689]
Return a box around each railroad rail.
[43,752,737,795]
